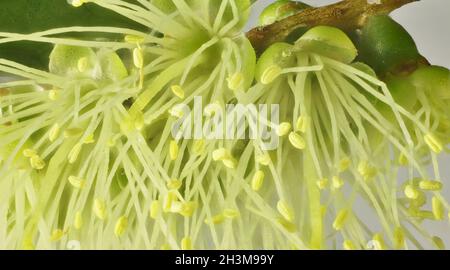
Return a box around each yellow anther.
[169,140,179,161]
[171,85,185,99]
[192,140,205,155]
[163,191,177,213]
[30,155,46,170]
[134,111,145,131]
[343,240,356,250]
[179,201,197,217]
[288,132,306,150]
[167,178,182,190]
[227,72,244,91]
[333,209,349,231]
[432,196,444,220]
[150,200,161,219]
[277,122,292,137]
[68,176,86,189]
[22,237,35,250]
[277,218,297,233]
[332,176,344,189]
[114,216,128,237]
[93,198,107,220]
[160,244,171,250]
[223,208,240,219]
[48,89,60,101]
[70,0,87,7]
[64,128,83,138]
[50,229,65,242]
[424,133,443,154]
[133,48,144,68]
[256,152,271,166]
[394,227,405,249]
[410,190,427,208]
[83,134,95,144]
[404,184,419,200]
[205,214,226,225]
[277,200,294,222]
[372,234,386,250]
[316,178,329,190]
[398,153,408,166]
[358,161,377,181]
[339,157,351,172]
[432,236,446,250]
[251,170,265,191]
[168,106,185,118]
[77,57,89,73]
[212,148,229,161]
[23,148,37,158]
[124,35,145,44]
[408,208,434,219]
[261,64,282,85]
[419,180,443,191]
[295,116,310,133]
[74,211,83,230]
[181,237,192,250]
[222,157,238,169]
[68,143,82,164]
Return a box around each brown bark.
[246,0,419,54]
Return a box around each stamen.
[68,143,82,164]
[163,191,177,213]
[169,140,179,161]
[213,148,229,161]
[77,57,89,73]
[372,234,386,250]
[404,184,419,200]
[192,140,205,155]
[171,85,185,99]
[343,240,356,250]
[179,202,197,217]
[333,209,349,231]
[256,152,271,166]
[332,176,344,189]
[50,229,65,242]
[295,116,310,133]
[419,180,443,191]
[68,176,86,189]
[432,236,446,250]
[432,196,444,220]
[93,198,107,220]
[124,35,145,44]
[223,209,240,219]
[181,237,192,250]
[316,178,329,190]
[150,200,160,219]
[48,123,60,142]
[338,157,351,172]
[23,149,37,158]
[277,218,297,233]
[205,214,226,225]
[261,65,282,85]
[48,89,60,101]
[74,211,83,230]
[133,48,144,69]
[227,72,244,91]
[83,134,95,144]
[398,153,408,166]
[167,178,182,190]
[30,155,46,170]
[168,106,185,118]
[394,227,405,249]
[289,132,306,150]
[277,200,294,222]
[424,133,443,154]
[277,122,292,137]
[64,128,83,138]
[251,170,265,191]
[70,0,87,8]
[358,161,377,181]
[114,216,128,237]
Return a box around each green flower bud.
[358,15,421,75]
[296,26,357,63]
[255,42,294,84]
[258,0,310,26]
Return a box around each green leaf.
[0,0,146,69]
